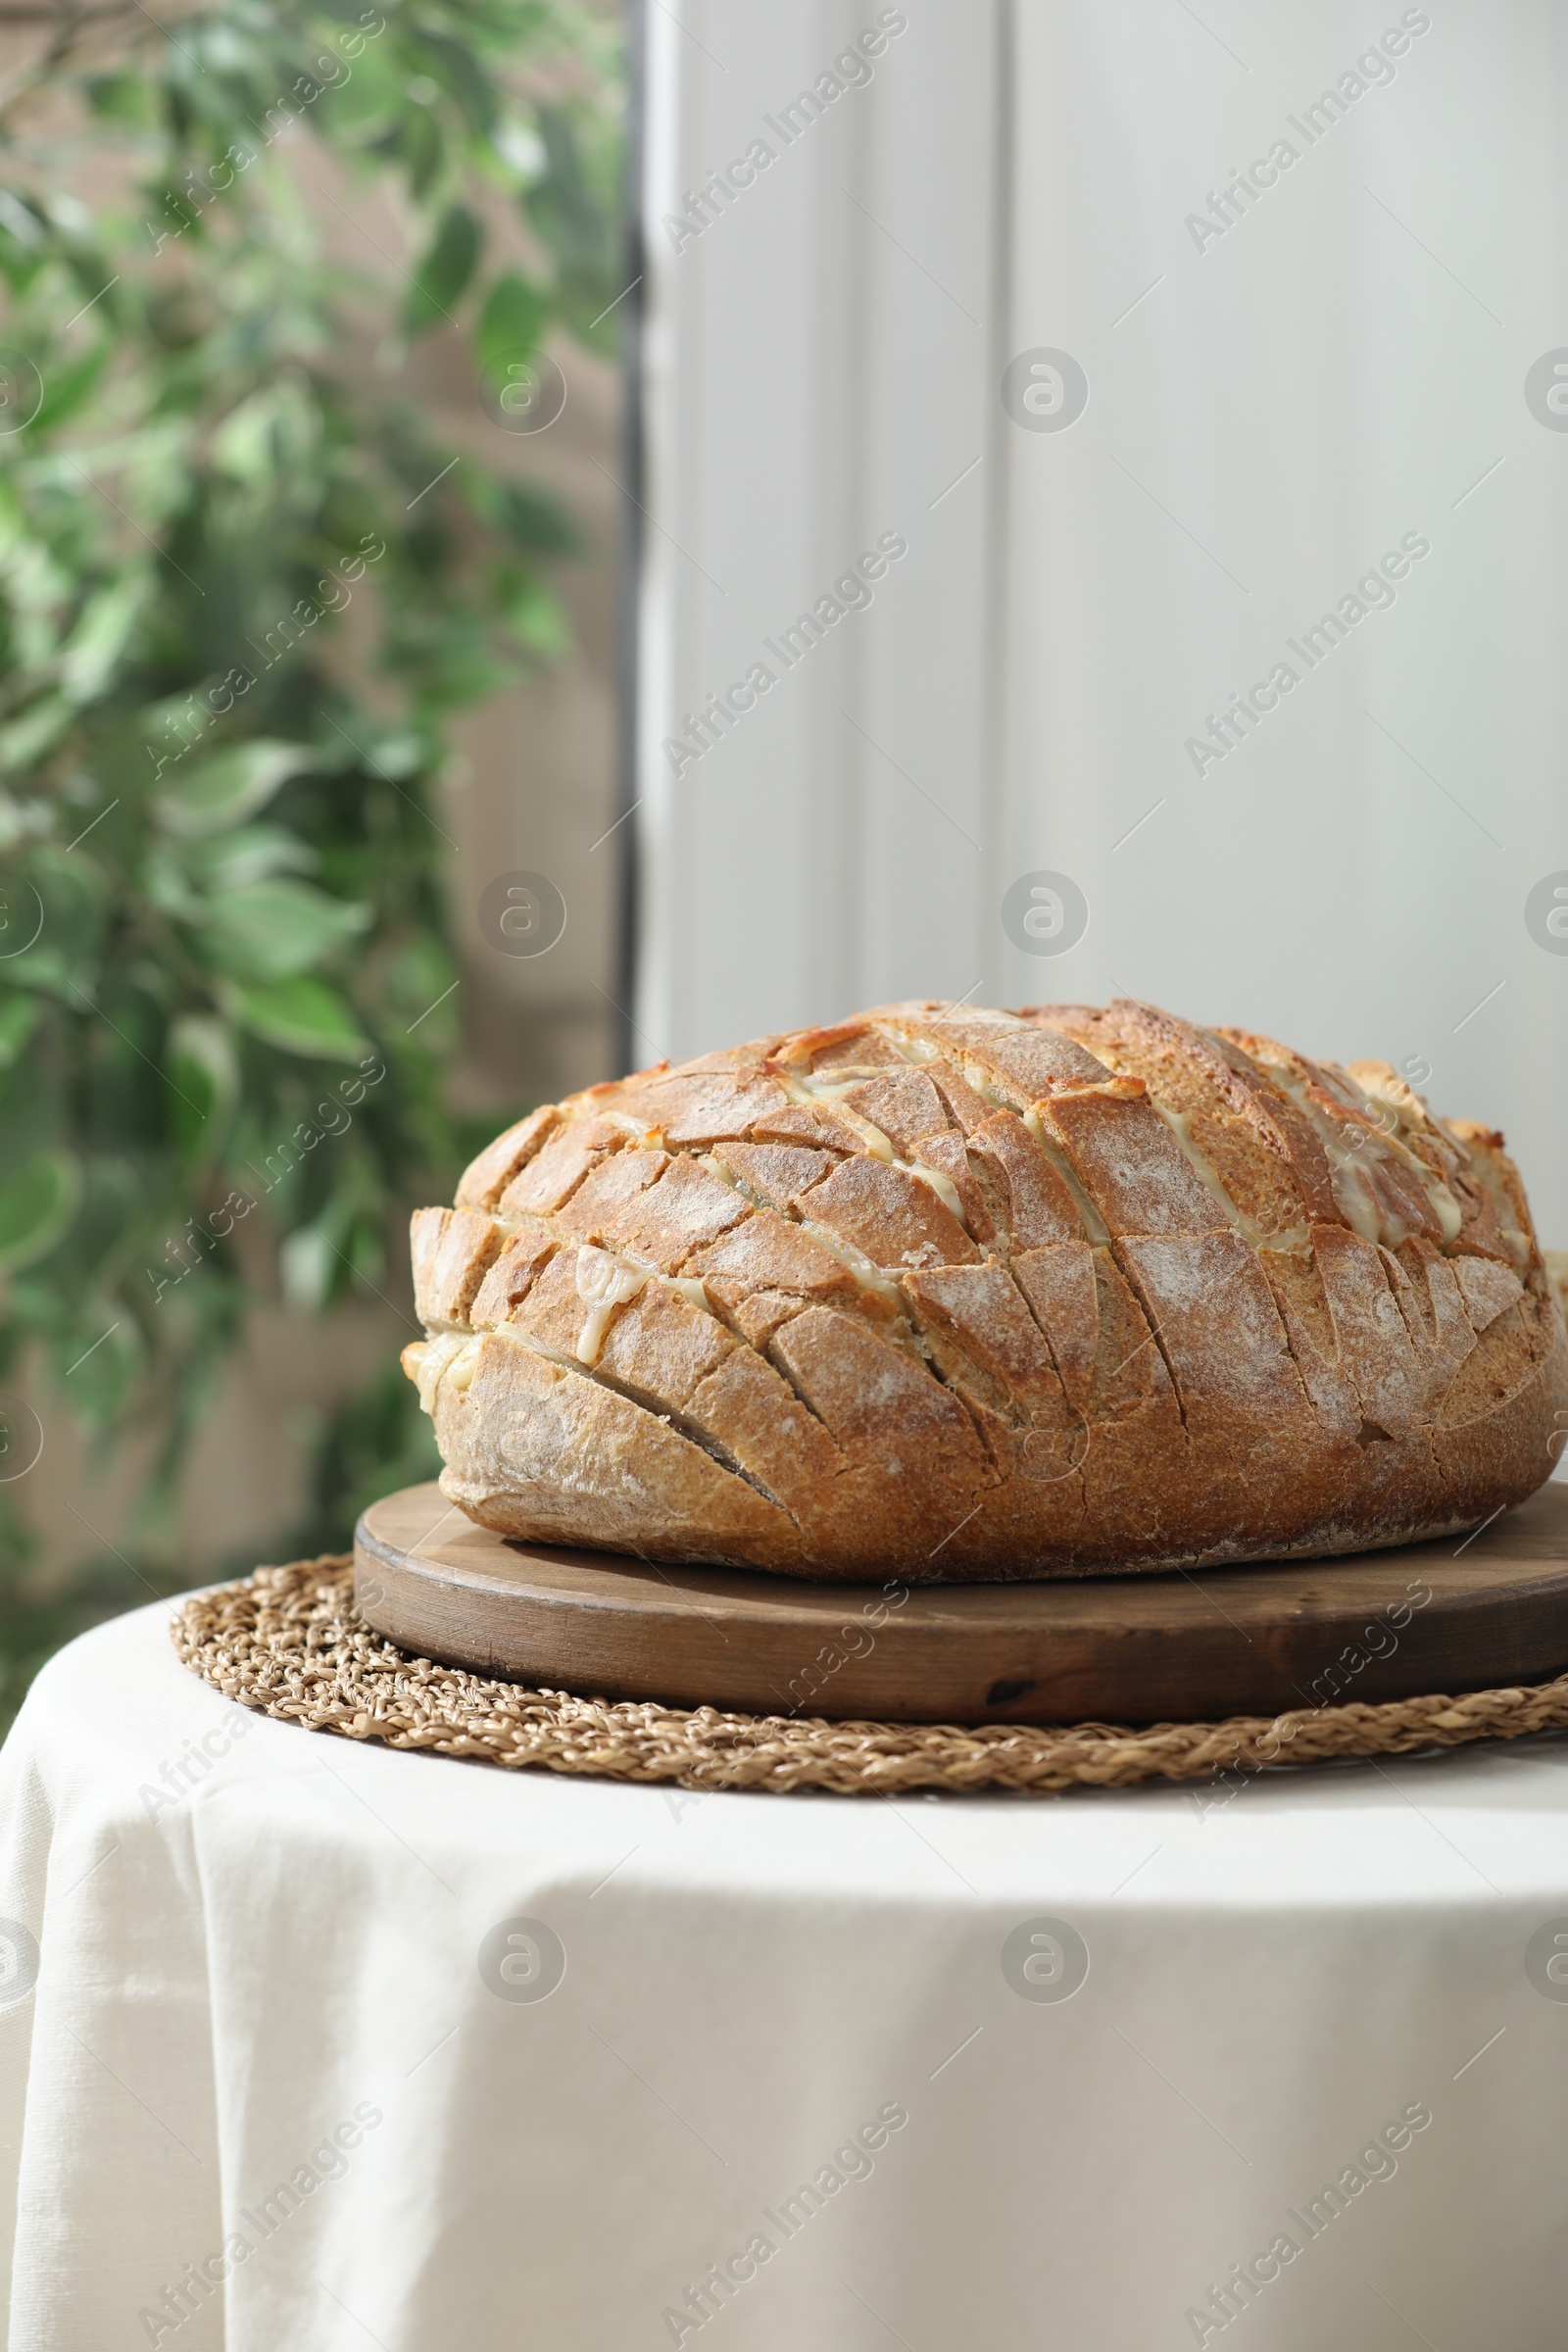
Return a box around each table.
[2,1595,1567,2351]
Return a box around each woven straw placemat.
[171,1557,1568,1797]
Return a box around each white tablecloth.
[2,1598,1567,2351]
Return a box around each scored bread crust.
[402,1000,1568,1582]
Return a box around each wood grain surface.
[353,1482,1568,1726]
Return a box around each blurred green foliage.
[0,0,622,1723]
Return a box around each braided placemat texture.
[171,1556,1568,1796]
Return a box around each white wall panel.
[635,0,1001,1061]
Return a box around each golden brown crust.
[405,1000,1568,1581]
[454,1104,560,1211]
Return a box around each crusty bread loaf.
[402,1001,1568,1581]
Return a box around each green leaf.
[319,54,399,143]
[166,1013,237,1160]
[186,826,317,892]
[60,573,146,704]
[198,879,371,981]
[500,573,569,655]
[0,187,43,251]
[0,477,26,577]
[211,389,282,483]
[477,270,548,390]
[220,975,370,1060]
[279,1192,357,1312]
[141,840,201,922]
[492,118,547,181]
[85,74,155,124]
[54,1311,141,1427]
[154,742,317,838]
[30,347,108,435]
[412,30,501,135]
[527,102,616,286]
[0,994,38,1068]
[402,101,445,200]
[0,1150,80,1270]
[0,850,101,998]
[466,470,578,556]
[0,696,72,774]
[384,935,456,1032]
[366,731,429,779]
[211,382,319,485]
[405,204,481,334]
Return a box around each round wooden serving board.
[353,1483,1568,1727]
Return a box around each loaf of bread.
[402,1000,1567,1581]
